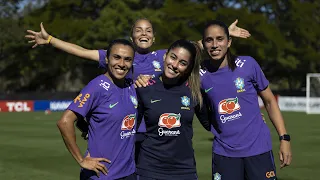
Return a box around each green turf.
[0,111,319,179]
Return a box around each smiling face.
[163,47,192,80]
[203,25,232,61]
[107,44,134,81]
[131,19,155,50]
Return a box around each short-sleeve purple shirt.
[200,56,272,157]
[68,74,138,179]
[98,49,166,132]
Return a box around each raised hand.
[25,22,51,48]
[228,19,251,39]
[79,152,111,178]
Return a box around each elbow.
[265,98,276,110]
[57,118,68,130]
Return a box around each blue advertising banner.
[33,100,72,111]
[34,100,50,111]
[49,101,72,111]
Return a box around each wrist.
[279,134,290,141]
[77,158,84,165]
[47,35,53,44]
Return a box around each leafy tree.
[0,0,319,92]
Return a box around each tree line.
[0,0,319,92]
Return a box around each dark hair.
[130,18,155,37]
[167,39,203,107]
[202,20,237,71]
[106,39,135,58]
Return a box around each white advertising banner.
[278,96,320,113]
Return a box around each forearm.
[265,99,287,136]
[50,36,99,61]
[57,119,84,164]
[195,104,211,131]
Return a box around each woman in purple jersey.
[200,20,292,180]
[57,39,138,180]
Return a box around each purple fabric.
[200,56,272,157]
[68,74,137,179]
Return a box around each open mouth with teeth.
[114,68,127,75]
[210,49,220,56]
[167,66,178,75]
[139,38,149,43]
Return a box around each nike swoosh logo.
[205,87,213,93]
[151,99,161,103]
[109,102,119,108]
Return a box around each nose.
[171,60,179,69]
[118,59,125,67]
[212,40,218,48]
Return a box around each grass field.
[0,111,319,180]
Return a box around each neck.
[210,54,228,68]
[219,57,228,69]
[105,72,125,88]
[136,47,150,54]
[160,74,186,87]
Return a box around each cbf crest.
[130,95,138,108]
[181,96,190,110]
[152,60,161,71]
[234,77,246,93]
[213,172,221,180]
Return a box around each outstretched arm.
[25,22,100,61]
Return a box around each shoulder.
[155,49,167,55]
[199,60,211,78]
[235,56,257,68]
[154,49,167,60]
[85,74,113,94]
[136,78,159,95]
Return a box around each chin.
[138,43,152,49]
[114,73,128,80]
[210,55,222,61]
[164,72,178,79]
[140,45,152,49]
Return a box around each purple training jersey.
[98,49,166,133]
[67,74,137,179]
[200,56,272,157]
[98,49,166,80]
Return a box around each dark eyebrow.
[112,54,121,58]
[135,27,152,30]
[170,52,177,58]
[124,56,133,61]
